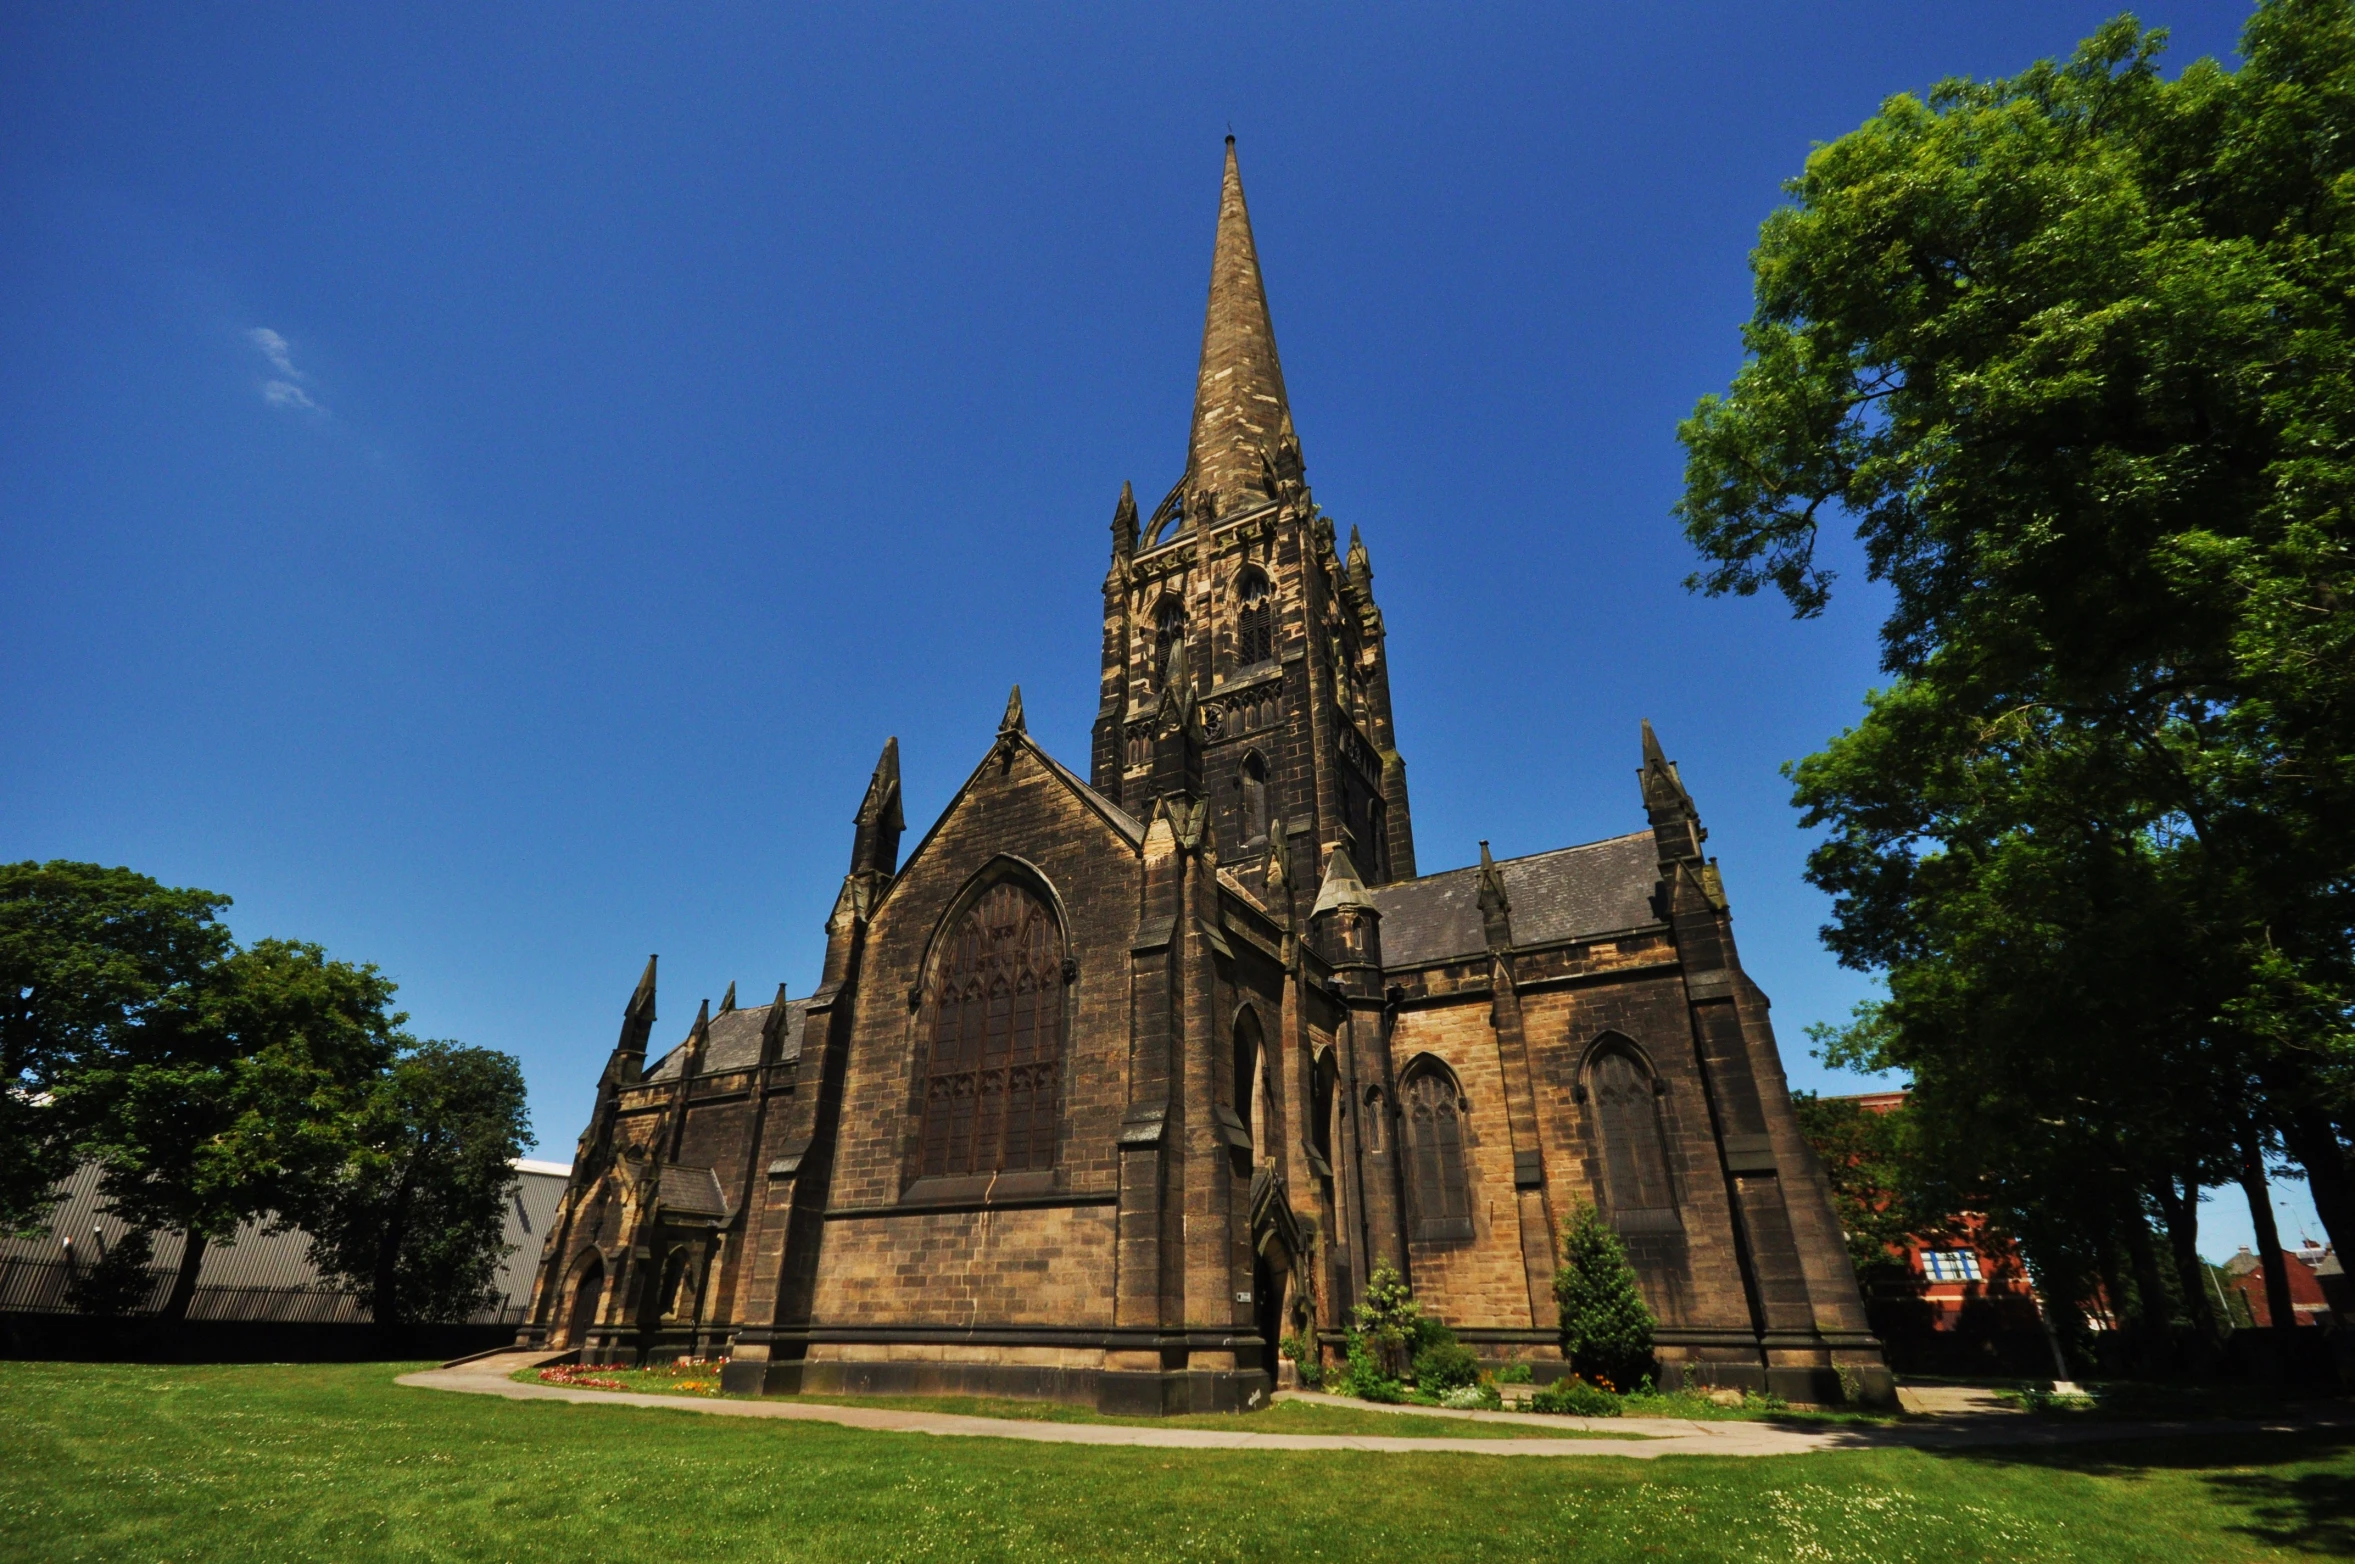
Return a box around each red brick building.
[518,141,1891,1413]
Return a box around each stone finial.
[1111,481,1138,557]
[626,954,658,1026]
[851,736,906,877]
[1001,684,1027,734]
[718,981,737,1014]
[1477,840,1514,949]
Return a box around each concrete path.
[399,1353,2354,1461]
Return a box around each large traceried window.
[1401,1061,1474,1242]
[917,881,1066,1179]
[1235,571,1274,669]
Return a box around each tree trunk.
[160,1230,207,1322]
[372,1175,414,1332]
[2123,1211,2174,1364]
[2237,1128,2297,1340]
[2153,1175,2222,1346]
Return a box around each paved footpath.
[401,1354,2353,1461]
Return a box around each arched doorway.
[564,1254,605,1351]
[1253,1241,1287,1386]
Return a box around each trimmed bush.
[1411,1328,1482,1394]
[1529,1376,1622,1417]
[1554,1201,1655,1384]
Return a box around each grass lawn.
[0,1361,2348,1562]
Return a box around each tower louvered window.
[1402,1065,1474,1241]
[918,882,1065,1178]
[1152,599,1187,688]
[1236,571,1274,668]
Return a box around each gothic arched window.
[1236,570,1274,668]
[1401,1061,1474,1241]
[918,881,1066,1179]
[1589,1044,1678,1225]
[1310,1048,1338,1174]
[1232,1008,1264,1153]
[1238,751,1270,845]
[1151,598,1187,689]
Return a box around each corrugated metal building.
[0,1160,571,1324]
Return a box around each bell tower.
[1089,138,1415,918]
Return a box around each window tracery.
[1402,1062,1474,1241]
[1235,570,1274,669]
[917,881,1066,1179]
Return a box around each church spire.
[1186,137,1300,516]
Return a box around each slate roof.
[1366,831,1663,967]
[644,998,809,1082]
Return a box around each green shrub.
[1278,1331,1323,1389]
[1529,1376,1622,1417]
[1411,1328,1482,1394]
[1554,1202,1655,1384]
[1350,1263,1422,1379]
[1439,1382,1501,1410]
[1342,1333,1403,1403]
[1493,1361,1534,1384]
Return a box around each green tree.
[1554,1202,1654,1386]
[0,862,231,1234]
[1675,2,2355,1286]
[302,1041,529,1328]
[66,939,402,1318]
[1788,1089,1956,1280]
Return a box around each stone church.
[519,140,1892,1412]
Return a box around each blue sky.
[3,2,2312,1260]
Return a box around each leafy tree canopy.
[65,938,405,1316]
[0,862,231,1234]
[1678,1,2355,1285]
[302,1041,529,1328]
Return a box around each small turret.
[1310,844,1382,971]
[850,736,905,878]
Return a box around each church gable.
[827,722,1144,1217]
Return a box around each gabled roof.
[1365,832,1662,967]
[644,998,809,1081]
[884,728,1143,905]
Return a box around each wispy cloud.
[246,327,326,415]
